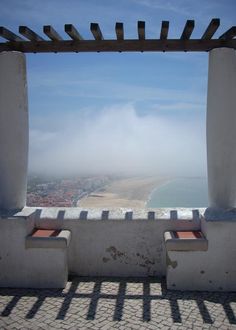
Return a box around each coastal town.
[27,175,168,208]
[27,175,112,207]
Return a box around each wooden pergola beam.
[219,26,236,40]
[0,39,235,53]
[90,23,103,40]
[0,20,235,53]
[160,21,169,40]
[201,18,220,39]
[43,25,62,41]
[0,27,24,41]
[65,24,83,40]
[115,22,124,40]
[19,26,44,41]
[180,20,195,40]
[138,21,145,40]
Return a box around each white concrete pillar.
[0,52,28,211]
[206,48,236,209]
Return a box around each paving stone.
[0,277,236,329]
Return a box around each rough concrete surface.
[207,47,236,208]
[0,51,28,210]
[166,217,236,291]
[0,277,236,329]
[0,209,201,288]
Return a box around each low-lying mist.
[29,104,207,178]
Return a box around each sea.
[147,177,208,208]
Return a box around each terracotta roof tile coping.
[31,229,61,238]
[174,231,203,239]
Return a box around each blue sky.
[1,0,235,176]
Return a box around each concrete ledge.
[14,206,204,222]
[26,229,71,249]
[164,230,208,251]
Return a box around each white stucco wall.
[0,214,68,288]
[166,217,236,291]
[0,51,28,211]
[161,47,236,291]
[33,207,201,277]
[206,48,236,208]
[1,207,236,291]
[0,207,201,288]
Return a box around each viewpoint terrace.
[0,18,236,292]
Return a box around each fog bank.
[29,104,206,177]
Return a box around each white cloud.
[29,103,206,177]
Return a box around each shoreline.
[78,176,169,208]
[145,178,176,207]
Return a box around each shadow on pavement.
[0,277,236,324]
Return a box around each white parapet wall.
[1,206,236,291]
[0,207,201,288]
[166,217,236,291]
[0,212,69,288]
[0,51,28,211]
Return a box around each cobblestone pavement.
[0,277,236,329]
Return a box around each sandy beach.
[78,176,169,208]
